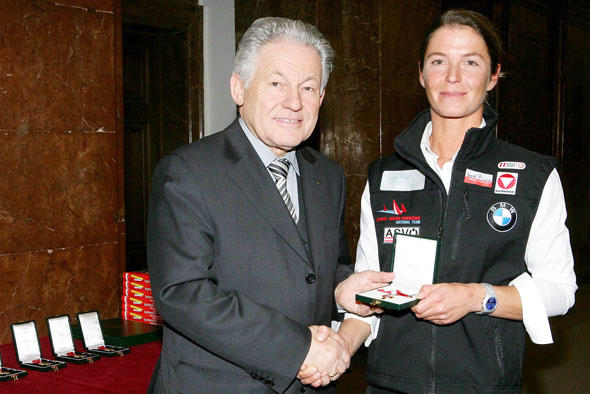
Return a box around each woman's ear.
[419,61,426,88]
[487,63,501,91]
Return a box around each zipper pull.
[463,190,471,221]
[437,224,443,239]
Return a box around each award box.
[46,315,101,364]
[10,321,66,372]
[76,311,130,357]
[356,233,439,310]
[0,353,27,382]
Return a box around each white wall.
[198,0,236,136]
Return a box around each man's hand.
[411,283,482,325]
[335,271,396,316]
[297,326,350,387]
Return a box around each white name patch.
[380,170,425,191]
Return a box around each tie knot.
[268,158,291,181]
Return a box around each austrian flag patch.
[495,172,518,195]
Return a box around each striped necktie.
[267,158,298,223]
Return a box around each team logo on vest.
[377,199,406,215]
[383,227,420,243]
[495,172,518,195]
[487,202,517,232]
[376,200,422,240]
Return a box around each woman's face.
[420,25,500,122]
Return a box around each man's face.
[419,25,500,123]
[231,40,324,157]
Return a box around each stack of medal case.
[121,272,163,326]
[5,311,130,382]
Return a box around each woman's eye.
[271,82,281,87]
[466,60,479,66]
[431,59,444,65]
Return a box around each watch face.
[486,297,497,311]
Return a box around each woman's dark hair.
[419,9,504,72]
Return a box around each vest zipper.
[463,190,471,221]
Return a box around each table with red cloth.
[0,336,161,393]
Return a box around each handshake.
[297,325,350,387]
[297,270,396,387]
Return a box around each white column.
[198,0,236,136]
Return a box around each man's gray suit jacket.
[147,120,352,393]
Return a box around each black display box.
[76,311,130,357]
[0,353,27,382]
[10,321,66,372]
[46,315,101,364]
[356,233,440,310]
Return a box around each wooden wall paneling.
[0,0,120,344]
[498,2,557,155]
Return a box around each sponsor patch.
[487,202,517,232]
[384,227,420,243]
[498,161,526,170]
[375,199,422,227]
[495,172,518,195]
[380,170,425,191]
[464,168,493,188]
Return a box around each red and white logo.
[464,168,493,188]
[498,161,526,170]
[495,172,518,195]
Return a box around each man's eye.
[466,60,479,66]
[431,59,444,65]
[303,86,315,92]
[271,82,281,87]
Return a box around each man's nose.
[282,87,303,110]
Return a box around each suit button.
[305,274,316,284]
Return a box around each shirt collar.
[420,118,487,160]
[238,117,300,175]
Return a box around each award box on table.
[76,311,130,357]
[10,321,67,372]
[0,353,27,382]
[46,315,101,364]
[356,233,439,310]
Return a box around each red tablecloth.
[0,337,161,393]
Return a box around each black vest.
[365,106,556,393]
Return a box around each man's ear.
[230,74,245,106]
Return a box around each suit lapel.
[224,124,312,267]
[297,148,325,271]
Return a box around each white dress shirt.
[239,118,300,219]
[346,121,577,345]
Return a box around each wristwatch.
[476,283,497,315]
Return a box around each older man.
[147,17,390,393]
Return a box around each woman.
[331,8,577,393]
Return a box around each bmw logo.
[487,202,517,232]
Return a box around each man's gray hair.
[233,17,334,92]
